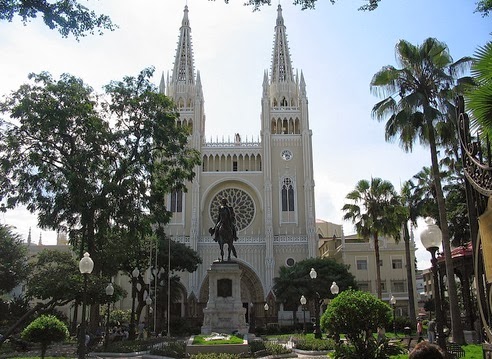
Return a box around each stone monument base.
[201,261,248,335]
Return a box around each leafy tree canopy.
[0,68,201,264]
[273,257,357,308]
[0,224,29,295]
[321,289,392,359]
[237,0,491,14]
[22,314,69,359]
[0,0,116,39]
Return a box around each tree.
[21,314,69,359]
[0,0,115,39]
[0,224,29,295]
[321,289,394,359]
[465,41,492,137]
[0,67,200,267]
[370,37,471,344]
[240,0,491,15]
[342,177,405,299]
[273,257,358,334]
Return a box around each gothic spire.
[172,5,195,85]
[271,5,294,83]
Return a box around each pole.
[430,248,447,354]
[302,305,306,334]
[167,235,171,337]
[104,301,111,349]
[130,276,137,340]
[393,304,397,336]
[314,293,321,339]
[78,274,88,359]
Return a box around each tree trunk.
[427,118,465,344]
[374,233,382,299]
[403,222,417,328]
[41,342,47,359]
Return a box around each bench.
[447,342,465,358]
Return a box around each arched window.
[281,178,295,212]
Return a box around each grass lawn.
[390,344,483,359]
[192,334,244,345]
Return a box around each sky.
[0,0,490,269]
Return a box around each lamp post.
[309,268,322,339]
[78,252,94,359]
[145,295,152,337]
[104,282,114,349]
[420,217,447,353]
[264,303,269,328]
[330,282,339,296]
[300,295,307,334]
[129,267,139,340]
[390,295,397,336]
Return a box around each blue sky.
[0,0,490,268]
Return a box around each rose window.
[210,188,255,230]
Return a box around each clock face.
[281,149,293,161]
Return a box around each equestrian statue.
[209,198,239,261]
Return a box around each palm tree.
[466,41,492,138]
[342,177,405,299]
[370,37,471,344]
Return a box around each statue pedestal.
[201,261,248,335]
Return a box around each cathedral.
[161,5,317,327]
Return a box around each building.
[318,220,419,319]
[158,4,317,327]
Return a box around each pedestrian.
[409,341,444,358]
[417,318,423,342]
[427,319,436,344]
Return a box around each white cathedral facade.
[160,5,318,327]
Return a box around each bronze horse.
[209,204,237,261]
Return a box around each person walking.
[417,318,423,343]
[427,319,436,344]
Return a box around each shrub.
[21,314,69,359]
[264,341,292,355]
[150,340,187,358]
[190,353,240,359]
[295,337,335,351]
[321,289,392,359]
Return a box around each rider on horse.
[213,198,238,242]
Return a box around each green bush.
[21,315,69,359]
[295,337,335,351]
[190,353,240,359]
[150,340,187,358]
[321,289,393,359]
[264,341,291,355]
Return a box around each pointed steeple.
[172,5,195,85]
[159,72,165,94]
[271,5,294,83]
[27,227,32,246]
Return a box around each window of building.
[281,178,295,212]
[392,281,405,293]
[381,282,386,292]
[356,259,368,270]
[233,161,238,171]
[392,258,403,269]
[171,190,183,213]
[358,282,370,292]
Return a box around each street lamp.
[390,295,397,336]
[104,282,114,349]
[330,282,339,296]
[264,303,269,328]
[420,217,447,353]
[300,295,307,334]
[129,267,139,340]
[78,252,94,359]
[309,268,322,339]
[145,295,152,337]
